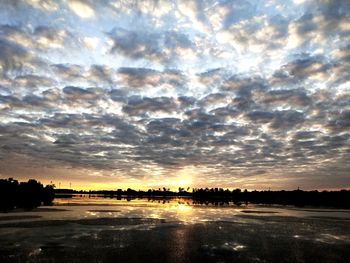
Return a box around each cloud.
[198,93,232,109]
[108,89,127,102]
[0,39,36,77]
[14,74,56,89]
[1,24,76,52]
[246,111,274,123]
[328,110,350,131]
[108,28,194,64]
[51,64,84,82]
[0,25,35,50]
[122,96,178,116]
[117,67,162,89]
[221,75,266,92]
[63,86,104,100]
[216,14,289,55]
[0,0,349,189]
[34,26,70,49]
[254,88,311,108]
[67,0,95,19]
[116,67,186,91]
[85,65,113,86]
[82,37,99,50]
[287,0,350,49]
[270,110,305,129]
[268,54,334,88]
[197,68,230,89]
[283,55,331,81]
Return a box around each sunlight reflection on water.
[0,196,350,263]
[1,195,350,224]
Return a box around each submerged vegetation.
[0,178,55,212]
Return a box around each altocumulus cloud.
[0,0,349,190]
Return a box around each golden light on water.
[176,203,192,213]
[165,201,194,222]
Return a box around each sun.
[177,176,192,187]
[175,166,195,188]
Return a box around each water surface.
[0,195,349,262]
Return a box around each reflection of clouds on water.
[294,233,350,245]
[201,242,246,257]
[0,201,349,263]
[221,242,246,252]
[2,197,350,225]
[29,248,41,256]
[316,234,350,244]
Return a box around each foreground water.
[0,195,349,262]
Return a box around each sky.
[0,0,349,191]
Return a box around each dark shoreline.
[55,187,350,209]
[2,177,350,212]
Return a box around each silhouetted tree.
[0,178,55,212]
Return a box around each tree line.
[1,177,349,210]
[0,178,55,212]
[55,186,350,208]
